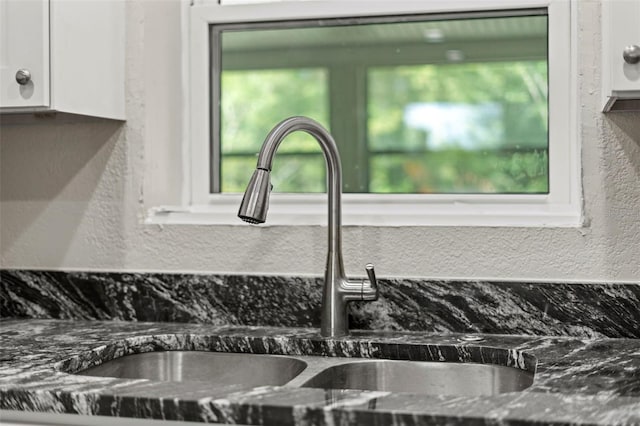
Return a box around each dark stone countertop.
[0,319,639,425]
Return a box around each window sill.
[147,194,582,227]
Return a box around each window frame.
[170,0,580,227]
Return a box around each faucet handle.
[365,263,377,286]
[362,263,378,301]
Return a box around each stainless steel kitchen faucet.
[238,116,378,337]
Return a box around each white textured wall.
[1,1,639,282]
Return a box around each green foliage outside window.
[368,61,548,193]
[221,69,328,193]
[220,60,548,194]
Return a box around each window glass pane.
[368,61,548,193]
[370,150,548,194]
[221,156,259,193]
[271,153,326,192]
[215,12,548,194]
[222,154,326,192]
[220,68,328,192]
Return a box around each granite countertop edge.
[0,319,639,426]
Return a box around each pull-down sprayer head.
[238,168,271,224]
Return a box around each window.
[184,0,580,226]
[216,13,549,195]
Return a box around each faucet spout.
[238,116,378,338]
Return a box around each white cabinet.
[602,0,640,112]
[0,0,125,120]
[0,0,49,108]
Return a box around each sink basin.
[72,347,535,397]
[301,359,534,396]
[76,351,307,387]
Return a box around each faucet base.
[320,327,348,338]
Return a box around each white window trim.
[148,0,581,228]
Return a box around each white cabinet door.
[609,0,640,92]
[602,0,640,111]
[0,0,50,109]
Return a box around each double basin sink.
[75,350,534,397]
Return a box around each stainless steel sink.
[300,359,534,396]
[73,350,534,396]
[76,351,307,387]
